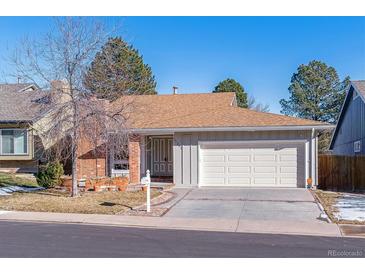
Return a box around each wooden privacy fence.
[318,155,365,191]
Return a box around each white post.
[305,141,309,188]
[311,128,316,187]
[146,169,151,213]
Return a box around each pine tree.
[213,78,248,108]
[85,37,157,100]
[280,60,350,152]
[280,60,349,124]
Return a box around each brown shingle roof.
[111,92,326,130]
[352,80,365,100]
[0,83,45,122]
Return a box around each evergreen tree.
[280,60,350,152]
[280,60,349,124]
[213,78,248,108]
[85,37,157,100]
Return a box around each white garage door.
[199,142,300,187]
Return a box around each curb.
[0,217,342,238]
[310,190,332,223]
[131,190,176,211]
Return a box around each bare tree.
[9,17,131,197]
[248,95,270,112]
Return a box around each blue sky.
[1,17,365,113]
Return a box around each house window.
[0,129,28,155]
[114,160,129,170]
[354,140,361,153]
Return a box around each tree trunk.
[71,141,78,197]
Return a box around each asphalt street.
[0,221,364,258]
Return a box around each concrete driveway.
[165,188,324,223]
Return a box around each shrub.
[36,161,64,188]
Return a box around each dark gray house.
[330,81,365,155]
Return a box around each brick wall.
[76,133,141,183]
[76,136,107,180]
[128,134,141,184]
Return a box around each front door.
[152,138,173,176]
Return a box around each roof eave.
[130,124,334,134]
[0,120,33,124]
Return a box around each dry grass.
[314,190,341,223]
[0,172,39,188]
[314,190,365,225]
[0,189,161,215]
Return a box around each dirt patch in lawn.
[313,190,365,225]
[0,189,161,215]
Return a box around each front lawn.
[314,190,365,224]
[0,189,161,215]
[0,172,39,188]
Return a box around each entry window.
[0,129,28,155]
[354,140,361,153]
[113,149,129,169]
[114,160,129,170]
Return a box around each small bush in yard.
[36,161,64,188]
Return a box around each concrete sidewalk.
[0,210,342,237]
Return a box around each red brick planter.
[88,176,129,192]
[60,176,72,191]
[114,177,128,191]
[61,176,129,192]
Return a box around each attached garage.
[172,131,314,188]
[198,141,306,188]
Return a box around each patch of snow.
[0,186,45,196]
[22,187,45,192]
[333,194,365,222]
[0,190,10,196]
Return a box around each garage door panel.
[278,147,297,153]
[279,178,297,185]
[202,148,227,154]
[228,155,250,162]
[253,155,276,161]
[228,166,250,173]
[280,155,297,161]
[252,148,275,154]
[254,166,276,173]
[201,177,225,184]
[228,177,251,185]
[202,155,225,162]
[280,166,297,173]
[227,162,252,167]
[252,178,276,185]
[202,162,227,167]
[253,173,277,178]
[199,142,302,188]
[203,166,225,173]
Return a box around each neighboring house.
[0,83,44,173]
[330,81,365,155]
[78,92,333,188]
